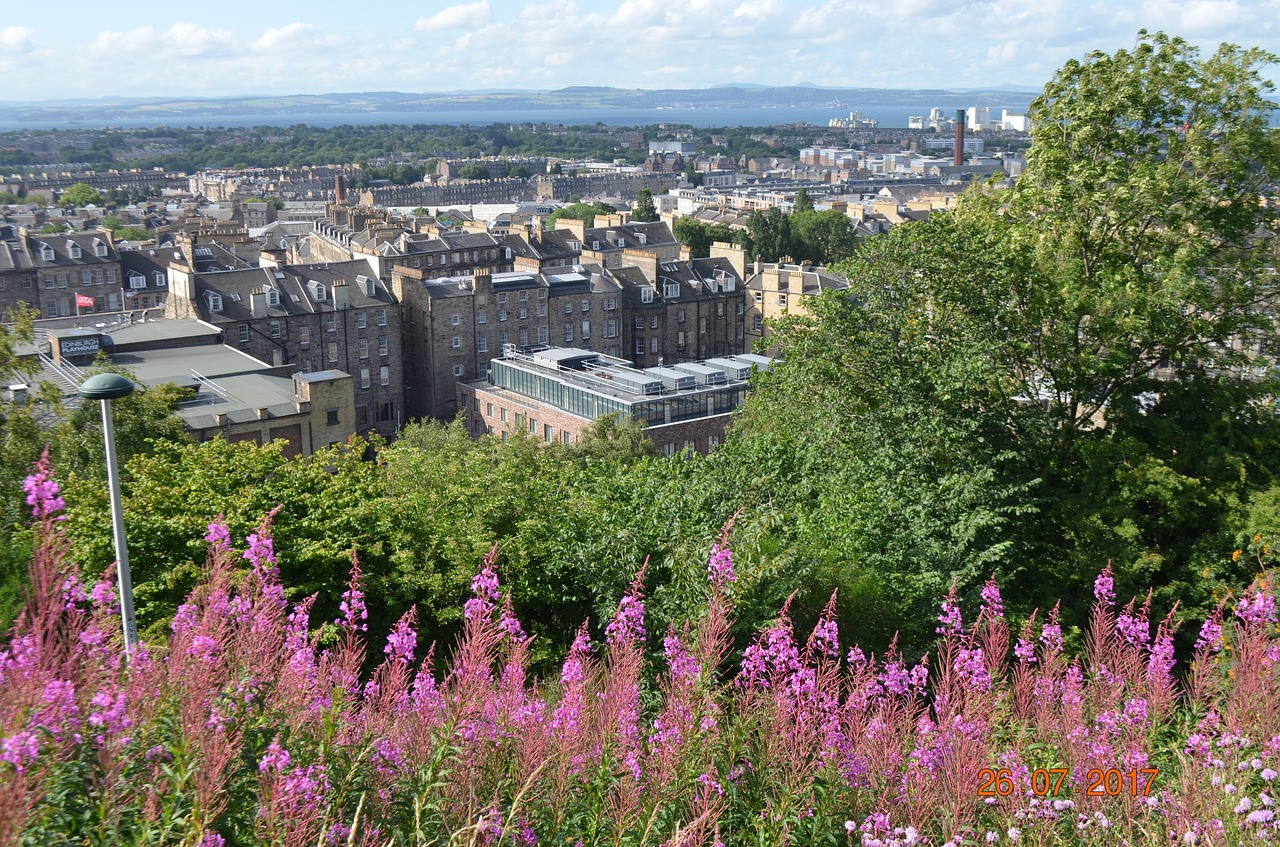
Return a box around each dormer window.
[39,243,54,261]
[153,271,166,288]
[308,281,326,302]
[722,278,735,292]
[66,241,82,259]
[591,241,600,251]
[637,233,647,245]
[640,287,654,304]
[664,282,680,299]
[266,285,280,307]
[128,272,146,290]
[206,291,223,313]
[93,239,108,257]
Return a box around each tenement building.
[164,258,405,438]
[457,346,775,455]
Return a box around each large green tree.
[58,183,106,208]
[631,188,659,222]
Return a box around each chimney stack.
[954,110,965,168]
[335,174,347,205]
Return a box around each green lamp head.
[77,373,135,401]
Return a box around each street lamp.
[77,373,138,657]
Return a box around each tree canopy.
[57,183,106,208]
[631,188,659,222]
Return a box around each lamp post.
[77,373,138,657]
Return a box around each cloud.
[255,22,315,51]
[0,26,33,53]
[415,1,492,31]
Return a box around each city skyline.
[2,0,1275,101]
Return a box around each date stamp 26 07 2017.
[977,767,1160,798]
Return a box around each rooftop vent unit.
[671,362,727,386]
[603,368,663,395]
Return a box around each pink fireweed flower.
[259,736,292,773]
[1014,637,1037,664]
[708,542,736,587]
[664,628,701,683]
[243,531,277,570]
[937,584,963,635]
[811,617,839,659]
[606,588,646,647]
[1094,566,1115,606]
[338,559,368,633]
[23,450,66,518]
[1116,610,1150,646]
[981,578,1004,618]
[204,521,231,553]
[1041,606,1064,653]
[1237,584,1278,626]
[464,560,501,622]
[384,608,418,663]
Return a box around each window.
[518,307,527,319]
[650,337,659,353]
[699,317,708,334]
[357,406,369,426]
[753,292,763,304]
[518,328,529,346]
[537,326,547,344]
[328,342,338,363]
[538,289,546,300]
[581,320,590,341]
[634,315,644,329]
[736,323,744,339]
[529,417,537,434]
[677,330,686,350]
[605,319,617,338]
[451,314,460,326]
[582,299,590,313]
[379,335,389,357]
[453,365,463,377]
[518,290,528,302]
[300,326,310,345]
[501,408,508,423]
[326,409,340,425]
[267,287,280,307]
[778,294,788,308]
[635,337,644,354]
[717,301,725,317]
[498,309,508,322]
[376,308,387,326]
[562,431,571,445]
[43,275,53,289]
[207,292,223,313]
[564,301,573,315]
[477,334,487,353]
[640,287,653,303]
[94,240,108,257]
[564,322,574,342]
[356,311,367,329]
[753,315,763,332]
[325,314,336,333]
[269,319,281,338]
[452,335,461,349]
[81,270,91,285]
[737,301,744,315]
[498,293,507,305]
[478,310,487,324]
[664,282,679,299]
[358,338,369,359]
[544,424,553,443]
[604,297,617,311]
[379,366,390,386]
[360,368,371,389]
[151,271,163,288]
[487,403,494,417]
[238,324,250,344]
[499,332,508,346]
[677,309,686,324]
[650,315,659,330]
[538,304,546,317]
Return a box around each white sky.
[2,0,1278,100]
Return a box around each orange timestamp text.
[977,767,1160,798]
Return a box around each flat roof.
[109,344,274,388]
[103,318,222,347]
[176,372,302,429]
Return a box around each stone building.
[25,228,123,318]
[743,260,850,349]
[165,258,405,438]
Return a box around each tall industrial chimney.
[954,109,965,167]
[335,174,347,205]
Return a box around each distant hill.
[0,85,1039,125]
